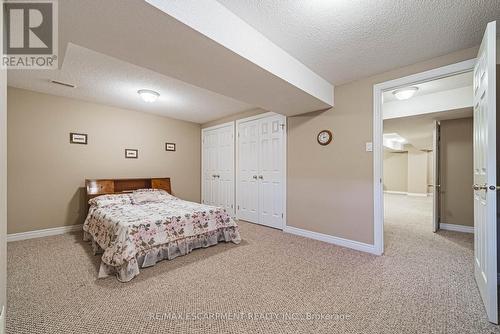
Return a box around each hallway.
[384,193,473,258]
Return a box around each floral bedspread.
[83,191,241,269]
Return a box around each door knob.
[472,184,487,191]
[252,175,258,179]
[488,185,500,191]
[258,175,263,179]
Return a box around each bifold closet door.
[237,114,284,229]
[202,124,234,215]
[215,125,234,214]
[258,115,284,229]
[202,128,218,206]
[237,119,259,223]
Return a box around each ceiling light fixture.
[392,86,418,100]
[138,89,160,103]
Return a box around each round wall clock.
[317,130,333,146]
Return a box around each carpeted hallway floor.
[6,194,499,333]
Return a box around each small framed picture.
[165,143,176,151]
[125,149,138,159]
[70,132,87,145]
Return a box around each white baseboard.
[283,226,379,255]
[407,192,428,197]
[384,191,429,197]
[440,223,474,234]
[7,224,83,242]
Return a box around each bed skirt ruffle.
[84,227,241,282]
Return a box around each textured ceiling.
[8,44,254,123]
[7,0,334,122]
[50,0,331,118]
[217,0,500,84]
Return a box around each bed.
[83,178,241,282]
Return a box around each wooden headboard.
[85,177,172,201]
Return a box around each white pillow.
[131,189,172,204]
[89,194,132,207]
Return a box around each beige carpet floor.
[6,194,499,333]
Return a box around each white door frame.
[201,121,235,214]
[432,121,441,233]
[373,58,476,255]
[235,111,287,230]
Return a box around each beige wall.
[383,148,431,195]
[287,46,478,244]
[383,151,408,192]
[201,108,267,128]
[439,117,473,227]
[7,88,201,234]
[407,147,429,195]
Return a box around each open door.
[432,121,441,232]
[473,20,497,324]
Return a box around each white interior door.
[432,121,441,232]
[472,20,497,324]
[258,115,285,229]
[216,124,235,215]
[237,119,259,223]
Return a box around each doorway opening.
[382,70,475,236]
[373,20,497,323]
[383,104,474,238]
[373,59,476,255]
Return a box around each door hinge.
[282,213,283,218]
[237,205,240,209]
[231,204,233,208]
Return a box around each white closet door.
[202,123,234,212]
[258,115,284,229]
[202,128,218,206]
[216,124,235,215]
[237,119,259,223]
